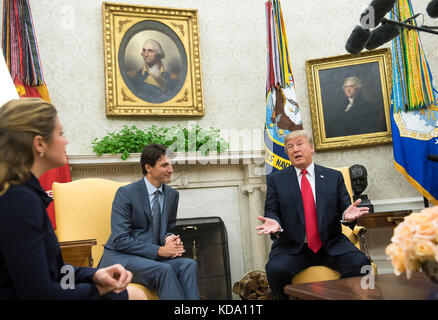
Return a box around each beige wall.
[2,0,437,202]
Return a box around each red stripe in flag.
[39,161,71,231]
[6,1,72,230]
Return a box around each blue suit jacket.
[265,164,357,258]
[101,179,179,266]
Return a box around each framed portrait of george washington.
[102,2,204,116]
[305,48,393,151]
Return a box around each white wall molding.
[68,150,265,167]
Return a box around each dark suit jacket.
[101,178,179,266]
[325,93,387,138]
[265,164,357,258]
[0,174,126,300]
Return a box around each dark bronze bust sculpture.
[349,164,374,213]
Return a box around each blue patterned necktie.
[151,190,161,245]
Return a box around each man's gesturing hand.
[343,199,369,222]
[255,216,281,235]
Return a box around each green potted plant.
[92,124,230,160]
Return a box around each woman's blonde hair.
[0,98,57,194]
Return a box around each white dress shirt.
[274,163,316,237]
[294,162,316,203]
[294,162,347,221]
[274,162,347,239]
[144,177,163,213]
[144,177,174,241]
[294,162,317,243]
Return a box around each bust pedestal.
[354,194,374,213]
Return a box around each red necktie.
[301,169,322,253]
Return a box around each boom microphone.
[427,0,438,18]
[360,0,398,28]
[365,23,400,50]
[428,154,438,163]
[346,26,371,54]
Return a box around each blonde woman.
[0,98,145,300]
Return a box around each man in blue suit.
[256,130,370,299]
[100,144,199,300]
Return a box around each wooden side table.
[59,239,97,267]
[284,273,438,300]
[357,210,412,228]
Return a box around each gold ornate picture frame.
[305,48,392,151]
[102,2,204,116]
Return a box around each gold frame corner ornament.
[102,2,204,117]
[305,48,393,151]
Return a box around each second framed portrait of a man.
[305,48,393,151]
[103,3,204,116]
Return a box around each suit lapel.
[287,166,306,227]
[314,165,326,229]
[160,184,173,240]
[137,179,152,222]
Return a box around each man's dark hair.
[140,144,173,175]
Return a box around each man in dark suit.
[325,76,387,138]
[100,144,199,300]
[256,130,370,300]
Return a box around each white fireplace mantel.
[68,150,266,166]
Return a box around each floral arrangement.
[385,206,438,282]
